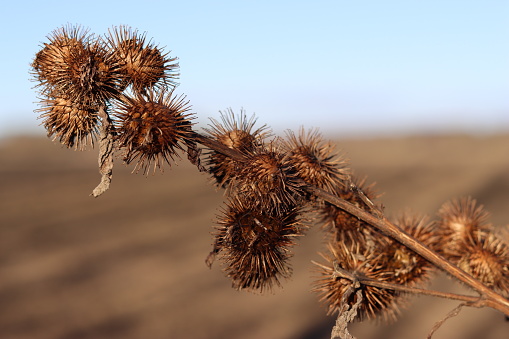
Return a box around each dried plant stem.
[427,303,466,339]
[327,263,481,304]
[193,132,509,317]
[91,106,115,197]
[358,279,480,304]
[195,132,247,162]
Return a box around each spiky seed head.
[233,140,304,211]
[212,197,305,292]
[203,109,271,188]
[454,230,509,293]
[436,196,491,257]
[313,241,400,322]
[106,25,179,92]
[31,25,124,105]
[436,197,509,291]
[114,88,195,174]
[283,128,349,194]
[381,213,437,286]
[36,95,99,149]
[32,25,90,90]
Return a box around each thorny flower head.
[106,25,179,92]
[203,109,271,188]
[436,197,509,293]
[456,229,509,293]
[114,88,194,173]
[32,25,124,105]
[210,197,306,292]
[436,196,491,257]
[313,241,401,322]
[282,128,349,194]
[231,139,305,212]
[35,95,100,149]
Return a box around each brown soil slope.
[1,134,509,339]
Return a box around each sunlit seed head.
[32,25,124,105]
[436,196,491,257]
[32,25,90,88]
[106,25,179,92]
[36,95,99,149]
[203,109,271,188]
[212,197,305,292]
[283,128,349,194]
[233,140,304,211]
[114,88,195,174]
[456,230,509,293]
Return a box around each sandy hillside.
[1,133,509,339]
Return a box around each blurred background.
[1,1,509,338]
[1,0,509,137]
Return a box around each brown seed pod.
[202,108,271,188]
[435,197,509,292]
[313,241,400,322]
[106,25,179,92]
[211,196,306,292]
[436,196,491,257]
[282,128,349,194]
[381,213,437,287]
[36,95,99,149]
[232,139,305,211]
[113,88,195,173]
[32,25,90,91]
[455,230,509,293]
[32,25,123,104]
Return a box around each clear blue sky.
[1,0,508,138]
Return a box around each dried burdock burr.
[113,88,195,174]
[106,25,179,92]
[282,128,349,194]
[453,228,509,294]
[203,109,271,188]
[436,196,491,257]
[35,95,99,149]
[32,24,124,105]
[209,196,306,292]
[313,241,401,322]
[32,25,90,92]
[381,213,437,287]
[231,139,305,212]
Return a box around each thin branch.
[329,263,481,304]
[427,303,467,339]
[194,132,247,162]
[361,279,480,304]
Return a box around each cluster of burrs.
[31,25,509,336]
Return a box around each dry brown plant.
[30,25,509,339]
